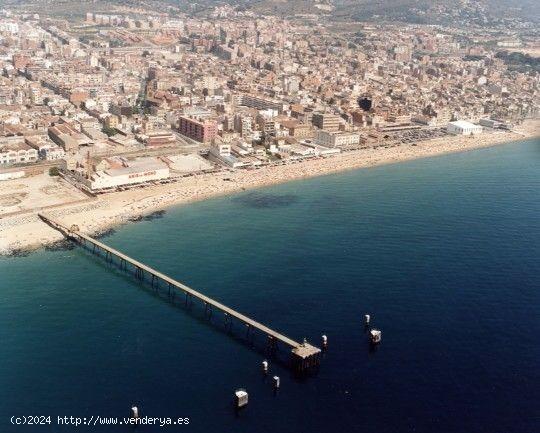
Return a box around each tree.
[49,167,60,176]
[102,125,117,137]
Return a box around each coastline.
[1,120,538,256]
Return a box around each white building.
[447,120,483,136]
[0,140,38,165]
[86,157,169,191]
[209,142,244,168]
[0,21,19,34]
[210,143,231,157]
[25,137,66,161]
[39,143,65,161]
[315,130,360,147]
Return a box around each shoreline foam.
[1,121,538,256]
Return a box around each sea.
[0,138,539,433]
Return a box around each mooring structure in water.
[39,213,321,371]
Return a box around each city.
[0,1,538,253]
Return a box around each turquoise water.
[1,139,539,432]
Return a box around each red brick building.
[178,116,217,143]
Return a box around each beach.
[1,120,538,255]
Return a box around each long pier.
[39,214,321,370]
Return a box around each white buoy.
[235,389,249,408]
[321,334,328,348]
[370,329,381,344]
[365,314,371,325]
[131,406,139,419]
[272,376,280,389]
[262,360,269,374]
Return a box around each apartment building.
[178,115,217,143]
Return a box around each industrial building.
[447,120,483,135]
[84,157,170,191]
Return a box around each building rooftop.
[105,158,167,177]
[449,120,479,128]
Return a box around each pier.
[38,213,321,370]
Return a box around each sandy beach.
[1,120,538,255]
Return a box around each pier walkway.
[39,213,321,370]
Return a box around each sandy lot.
[0,174,88,216]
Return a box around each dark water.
[1,139,539,433]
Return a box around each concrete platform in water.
[292,343,321,370]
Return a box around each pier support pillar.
[224,313,232,330]
[204,302,212,318]
[267,335,278,353]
